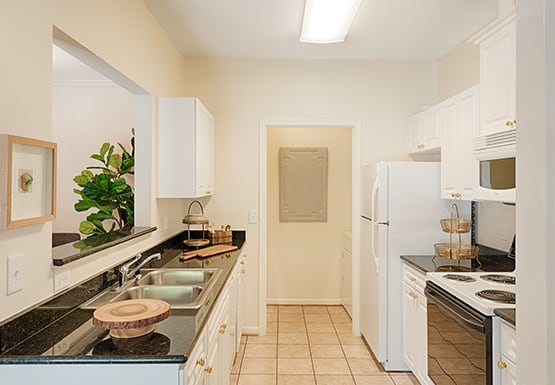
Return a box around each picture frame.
[0,135,57,229]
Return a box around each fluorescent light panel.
[300,0,362,44]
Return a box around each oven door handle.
[425,286,486,333]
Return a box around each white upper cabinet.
[472,13,516,136]
[440,86,479,201]
[157,97,215,198]
[409,105,441,154]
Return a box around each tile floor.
[230,305,420,385]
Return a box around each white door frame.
[258,119,362,336]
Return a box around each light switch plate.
[248,209,257,224]
[7,254,23,295]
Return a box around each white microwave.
[473,129,516,203]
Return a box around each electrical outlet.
[248,209,257,224]
[53,268,70,292]
[7,254,23,295]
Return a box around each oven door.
[425,282,493,385]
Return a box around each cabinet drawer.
[501,321,517,363]
[402,264,426,292]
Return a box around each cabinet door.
[416,294,430,385]
[196,102,215,196]
[440,97,459,199]
[402,282,416,371]
[479,19,516,136]
[457,87,478,200]
[409,113,424,153]
[500,357,517,385]
[425,105,441,150]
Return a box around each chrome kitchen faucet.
[118,252,162,289]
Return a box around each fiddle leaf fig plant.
[73,129,135,236]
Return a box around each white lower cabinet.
[182,255,245,385]
[494,318,517,385]
[402,263,430,385]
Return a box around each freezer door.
[361,163,377,219]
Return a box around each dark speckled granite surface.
[0,230,245,364]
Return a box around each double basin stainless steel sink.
[81,268,222,310]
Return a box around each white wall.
[267,126,352,304]
[52,82,134,233]
[0,0,192,323]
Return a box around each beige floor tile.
[305,313,332,323]
[303,305,329,314]
[267,305,278,314]
[327,306,349,315]
[331,313,352,323]
[342,345,372,359]
[354,375,395,385]
[311,344,345,358]
[316,375,356,385]
[280,313,306,323]
[244,344,277,358]
[238,343,246,357]
[279,344,311,358]
[347,358,385,375]
[280,305,304,313]
[309,332,340,345]
[306,322,336,333]
[333,323,353,333]
[278,374,316,385]
[389,373,420,385]
[268,313,278,322]
[230,374,239,385]
[278,358,314,375]
[248,333,278,345]
[279,332,309,345]
[241,335,248,343]
[279,321,307,332]
[238,374,277,385]
[232,355,242,374]
[338,333,365,345]
[313,358,351,375]
[240,358,277,374]
[267,322,278,332]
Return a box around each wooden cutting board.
[180,244,238,261]
[93,299,170,338]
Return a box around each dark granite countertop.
[494,309,516,326]
[1,231,245,365]
[401,253,515,274]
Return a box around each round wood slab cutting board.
[93,299,170,338]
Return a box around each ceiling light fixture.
[300,0,362,44]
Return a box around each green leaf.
[109,153,122,169]
[99,143,110,157]
[91,154,104,162]
[79,221,96,235]
[86,212,115,222]
[74,199,97,212]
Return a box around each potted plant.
[73,130,135,237]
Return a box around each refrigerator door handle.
[370,177,380,272]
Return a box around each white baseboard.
[267,298,343,305]
[242,325,260,335]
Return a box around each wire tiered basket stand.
[182,200,210,248]
[434,203,479,265]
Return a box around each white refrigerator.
[360,161,469,370]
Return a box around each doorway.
[259,119,362,336]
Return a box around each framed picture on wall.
[0,135,57,229]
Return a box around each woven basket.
[208,230,232,245]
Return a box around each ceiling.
[143,0,499,61]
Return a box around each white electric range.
[426,271,516,316]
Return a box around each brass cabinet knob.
[240,261,245,265]
[241,269,246,274]
[410,277,416,282]
[205,366,213,374]
[498,360,507,369]
[196,357,205,366]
